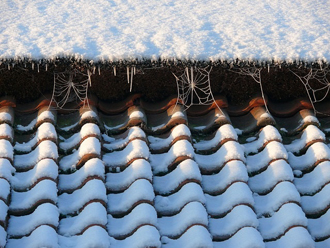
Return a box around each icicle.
[133,66,136,75]
[267,64,270,73]
[93,66,96,74]
[32,63,34,70]
[98,65,101,75]
[37,64,40,73]
[7,64,10,70]
[130,67,133,92]
[87,69,92,87]
[46,63,48,71]
[127,67,130,84]
[113,66,116,76]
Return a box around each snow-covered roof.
[0,0,329,63]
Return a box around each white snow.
[108,203,157,238]
[11,158,58,191]
[0,226,6,248]
[58,179,106,215]
[0,178,10,201]
[16,111,55,132]
[148,124,191,151]
[103,139,149,168]
[60,123,100,151]
[106,159,152,192]
[7,203,59,237]
[288,142,330,171]
[0,140,13,160]
[308,208,330,239]
[301,183,330,215]
[59,202,107,236]
[213,227,264,248]
[0,200,8,222]
[246,141,288,174]
[0,111,13,124]
[59,137,100,171]
[0,158,15,181]
[243,125,282,155]
[154,182,206,215]
[209,205,258,238]
[6,225,59,248]
[59,158,105,192]
[194,124,237,151]
[285,125,325,154]
[153,159,201,195]
[0,123,13,140]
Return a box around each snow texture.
[308,208,330,239]
[0,123,13,140]
[301,183,330,215]
[16,111,55,132]
[0,140,13,160]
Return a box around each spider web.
[50,69,91,110]
[173,66,221,111]
[290,66,330,115]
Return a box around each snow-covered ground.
[0,0,329,62]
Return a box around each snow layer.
[1,1,329,62]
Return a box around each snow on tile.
[301,183,330,215]
[0,123,13,140]
[0,158,15,181]
[109,225,160,248]
[202,160,248,194]
[213,227,264,248]
[308,208,330,240]
[0,140,13,160]
[265,227,314,248]
[0,200,8,223]
[103,139,149,168]
[248,159,294,194]
[59,226,110,248]
[285,125,325,154]
[16,111,55,132]
[0,111,13,125]
[59,137,100,171]
[15,123,57,153]
[0,179,9,203]
[294,161,330,195]
[246,141,288,174]
[10,180,57,212]
[205,182,254,216]
[243,125,282,155]
[59,202,107,236]
[59,158,104,192]
[14,140,58,170]
[258,203,308,240]
[157,201,208,238]
[150,140,194,174]
[103,126,146,151]
[58,179,106,215]
[288,142,330,171]
[154,182,205,215]
[153,159,201,195]
[60,123,100,151]
[108,179,154,215]
[0,226,5,248]
[210,205,258,239]
[194,124,237,151]
[108,203,157,238]
[162,225,212,248]
[106,159,152,192]
[6,225,59,248]
[195,141,245,172]
[11,158,58,191]
[148,124,191,150]
[7,203,59,237]
[316,239,330,248]
[254,182,301,217]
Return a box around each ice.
[209,205,258,238]
[246,141,288,174]
[162,225,212,248]
[150,140,194,174]
[60,123,100,151]
[7,203,59,237]
[58,179,106,215]
[59,202,107,236]
[154,182,205,215]
[194,124,237,151]
[16,111,55,132]
[288,142,330,171]
[108,203,157,238]
[14,140,58,170]
[148,124,191,150]
[285,125,325,153]
[0,140,13,160]
[11,158,58,191]
[244,125,282,155]
[59,137,100,171]
[153,159,201,195]
[106,159,152,192]
[258,203,307,240]
[103,139,149,168]
[108,179,154,215]
[157,202,208,237]
[103,126,146,151]
[59,158,104,192]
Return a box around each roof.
[0,95,330,247]
[0,0,330,63]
